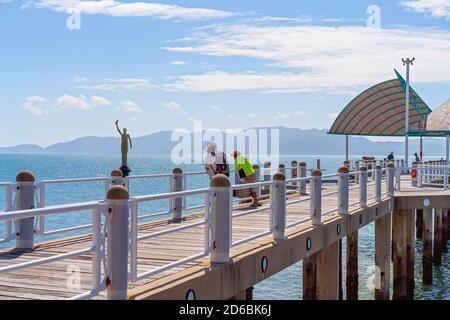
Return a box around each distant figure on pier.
[232,151,262,208]
[205,143,230,179]
[387,152,394,161]
[414,153,420,163]
[115,120,132,176]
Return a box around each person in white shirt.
[204,143,230,179]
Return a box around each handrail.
[0,161,411,300]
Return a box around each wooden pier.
[0,162,449,300]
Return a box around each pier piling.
[317,241,340,300]
[433,209,443,265]
[422,208,433,285]
[416,209,423,239]
[405,210,415,300]
[375,212,391,300]
[442,209,448,253]
[392,209,407,300]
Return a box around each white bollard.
[387,162,395,197]
[111,169,124,187]
[171,168,183,222]
[375,165,382,202]
[106,185,129,300]
[253,165,261,199]
[15,171,36,250]
[310,170,322,226]
[299,161,307,195]
[272,173,286,240]
[359,166,368,208]
[210,174,232,264]
[337,166,349,215]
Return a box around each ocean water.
[0,153,449,300]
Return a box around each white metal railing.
[0,201,107,300]
[0,162,396,300]
[0,183,14,243]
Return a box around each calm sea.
[0,153,448,300]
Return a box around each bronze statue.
[115,120,132,167]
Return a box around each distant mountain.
[0,127,447,156]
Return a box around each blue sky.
[1,0,450,147]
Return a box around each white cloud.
[80,78,155,92]
[22,94,112,113]
[402,0,450,20]
[90,95,112,107]
[275,111,305,120]
[21,96,47,116]
[54,94,91,110]
[209,105,222,112]
[165,24,450,93]
[27,0,235,21]
[248,112,258,119]
[327,112,339,120]
[120,100,143,113]
[168,60,187,65]
[73,75,88,82]
[162,101,181,112]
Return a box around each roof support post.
[402,58,415,169]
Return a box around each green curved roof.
[328,69,440,137]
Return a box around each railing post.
[355,161,360,184]
[291,161,298,187]
[299,161,307,196]
[5,184,13,240]
[273,173,286,240]
[375,165,382,202]
[387,162,395,197]
[111,169,124,186]
[38,182,45,235]
[171,168,183,223]
[359,167,367,208]
[263,161,271,194]
[278,163,286,176]
[15,171,36,250]
[91,205,102,291]
[411,162,418,187]
[338,167,349,215]
[310,170,322,226]
[210,174,231,264]
[417,162,422,187]
[106,185,129,300]
[444,165,448,190]
[253,165,261,199]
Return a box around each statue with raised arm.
[115,120,132,176]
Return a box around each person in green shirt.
[232,151,262,208]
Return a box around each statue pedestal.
[119,165,131,178]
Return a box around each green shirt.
[234,155,255,177]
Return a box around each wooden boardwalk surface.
[0,176,426,300]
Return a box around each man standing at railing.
[232,151,262,208]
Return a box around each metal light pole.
[402,57,415,169]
